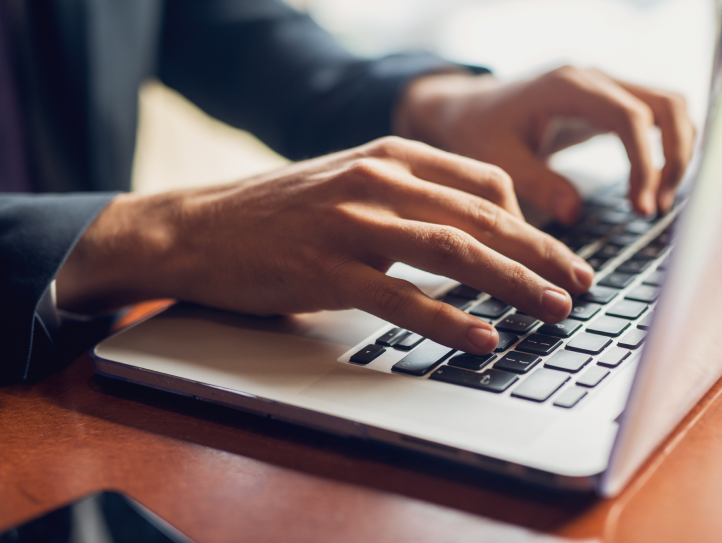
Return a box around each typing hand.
[56,137,594,355]
[395,66,696,224]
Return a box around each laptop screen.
[602,4,722,496]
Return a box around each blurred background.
[132,0,715,197]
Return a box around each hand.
[395,66,696,224]
[56,137,594,355]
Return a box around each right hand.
[56,137,594,355]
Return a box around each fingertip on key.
[542,288,571,320]
[572,259,595,291]
[467,325,498,354]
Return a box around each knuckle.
[486,166,515,203]
[471,200,502,235]
[621,101,654,127]
[666,91,688,114]
[369,135,409,157]
[426,226,469,266]
[371,280,411,317]
[547,64,581,86]
[339,158,390,196]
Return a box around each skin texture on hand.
[394,66,696,224]
[56,137,594,356]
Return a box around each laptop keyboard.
[345,181,678,410]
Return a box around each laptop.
[91,25,722,499]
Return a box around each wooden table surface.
[3,303,722,543]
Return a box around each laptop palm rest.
[94,303,618,482]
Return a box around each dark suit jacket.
[0,0,483,383]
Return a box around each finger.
[384,180,594,294]
[616,83,695,213]
[340,165,593,293]
[362,217,574,323]
[346,263,500,355]
[540,67,661,215]
[361,136,524,219]
[486,140,583,225]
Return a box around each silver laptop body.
[92,23,722,498]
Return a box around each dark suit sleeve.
[0,193,116,383]
[158,0,486,160]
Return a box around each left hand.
[394,66,696,224]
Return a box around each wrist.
[55,191,183,313]
[393,71,499,150]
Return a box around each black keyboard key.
[642,270,665,287]
[593,245,622,260]
[350,344,386,365]
[616,259,653,275]
[545,350,591,373]
[449,284,482,299]
[470,298,511,319]
[394,332,425,351]
[447,352,496,371]
[393,341,455,376]
[545,222,571,239]
[494,332,519,352]
[553,387,588,408]
[601,210,634,224]
[589,192,623,207]
[597,347,631,368]
[625,285,660,303]
[565,233,595,251]
[585,222,617,237]
[496,314,539,334]
[537,319,582,338]
[618,329,647,349]
[637,312,654,330]
[586,316,630,337]
[566,333,612,354]
[606,300,647,320]
[580,286,619,304]
[376,327,409,347]
[569,301,602,321]
[576,366,610,388]
[609,233,640,246]
[655,230,672,246]
[624,219,653,235]
[438,295,471,309]
[494,352,541,374]
[516,334,562,356]
[598,272,635,289]
[634,244,666,260]
[511,368,569,402]
[586,256,610,271]
[430,366,518,393]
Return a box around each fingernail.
[468,326,496,353]
[542,288,570,318]
[572,259,595,290]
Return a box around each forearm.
[158,0,458,159]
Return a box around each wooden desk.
[3,304,722,543]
